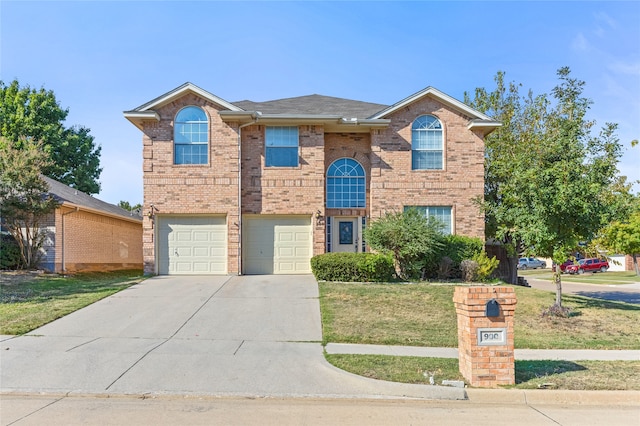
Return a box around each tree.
[597,211,640,276]
[0,137,60,268]
[466,67,632,310]
[364,208,444,280]
[0,80,102,194]
[118,201,142,213]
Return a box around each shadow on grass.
[515,360,587,384]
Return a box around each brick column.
[453,286,517,388]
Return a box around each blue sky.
[2,1,639,205]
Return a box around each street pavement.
[1,274,639,425]
[525,276,640,304]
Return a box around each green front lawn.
[320,282,640,350]
[0,270,146,335]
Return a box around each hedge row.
[310,252,395,282]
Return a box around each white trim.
[370,86,494,122]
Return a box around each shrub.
[423,235,484,279]
[310,252,395,282]
[0,233,23,270]
[364,208,444,280]
[460,259,479,282]
[472,251,500,282]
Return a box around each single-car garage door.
[243,216,312,274]
[157,216,227,275]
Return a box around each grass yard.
[325,354,640,390]
[320,281,640,389]
[0,270,146,335]
[319,282,640,350]
[519,269,640,285]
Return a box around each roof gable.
[369,86,494,121]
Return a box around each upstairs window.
[405,206,452,235]
[174,106,208,165]
[326,158,365,208]
[412,115,443,170]
[266,126,299,167]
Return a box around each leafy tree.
[364,208,444,280]
[597,210,640,276]
[118,200,142,213]
[0,137,60,268]
[466,67,632,310]
[0,79,102,194]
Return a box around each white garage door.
[243,216,312,274]
[158,216,227,275]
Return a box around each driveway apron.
[1,275,463,400]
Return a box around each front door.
[332,217,360,253]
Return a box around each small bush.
[460,259,479,282]
[423,235,484,279]
[472,251,500,282]
[0,234,23,270]
[311,252,395,282]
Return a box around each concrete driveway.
[0,275,463,400]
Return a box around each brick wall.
[370,96,485,238]
[140,94,240,274]
[51,206,142,273]
[137,90,488,274]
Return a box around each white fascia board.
[370,86,494,122]
[131,82,243,113]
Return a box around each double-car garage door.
[157,215,312,275]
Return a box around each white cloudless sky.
[2,1,639,205]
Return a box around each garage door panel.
[244,216,311,275]
[158,216,227,275]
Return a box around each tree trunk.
[553,269,563,307]
[507,255,518,284]
[634,254,639,276]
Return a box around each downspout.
[237,112,261,275]
[61,206,80,273]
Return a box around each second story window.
[266,126,299,167]
[412,115,443,170]
[326,158,366,208]
[174,106,208,165]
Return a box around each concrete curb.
[465,389,640,406]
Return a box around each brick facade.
[40,206,143,273]
[126,83,497,275]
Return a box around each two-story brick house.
[124,83,499,275]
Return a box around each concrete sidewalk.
[325,343,640,361]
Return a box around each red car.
[565,258,609,275]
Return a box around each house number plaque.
[477,328,507,346]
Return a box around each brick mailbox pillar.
[453,286,517,388]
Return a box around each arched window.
[174,106,208,164]
[326,158,365,208]
[412,115,443,170]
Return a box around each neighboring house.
[124,83,500,275]
[38,176,143,273]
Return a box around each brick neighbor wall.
[51,206,142,273]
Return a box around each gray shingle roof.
[233,94,388,119]
[41,176,142,222]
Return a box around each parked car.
[565,258,609,275]
[517,257,546,270]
